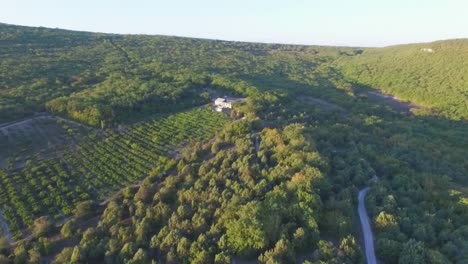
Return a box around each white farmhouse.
[214,98,232,109]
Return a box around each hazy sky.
[1,0,467,47]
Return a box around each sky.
[1,0,467,47]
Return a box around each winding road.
[358,187,377,264]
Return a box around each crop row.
[0,107,227,239]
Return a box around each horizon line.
[2,21,467,49]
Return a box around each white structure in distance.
[214,98,233,112]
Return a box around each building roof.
[215,98,227,104]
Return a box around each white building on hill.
[421,48,434,53]
[214,98,232,110]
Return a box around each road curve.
[358,187,377,264]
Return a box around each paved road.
[358,187,377,264]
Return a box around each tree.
[176,237,191,258]
[376,238,401,263]
[214,252,230,264]
[70,246,82,263]
[292,227,307,251]
[321,210,352,238]
[33,216,52,236]
[13,243,28,264]
[412,223,435,244]
[211,141,221,154]
[0,237,9,256]
[318,240,335,262]
[74,200,97,220]
[398,239,426,264]
[374,211,398,231]
[226,202,267,256]
[200,92,211,102]
[120,242,137,261]
[28,248,41,264]
[130,248,148,264]
[61,219,76,238]
[339,235,361,263]
[38,237,51,255]
[52,247,73,264]
[134,184,153,203]
[426,249,450,264]
[258,239,294,264]
[191,248,210,264]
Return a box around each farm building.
[214,98,232,110]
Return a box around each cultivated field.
[0,114,91,169]
[0,107,227,239]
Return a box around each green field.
[0,107,227,239]
[0,115,91,169]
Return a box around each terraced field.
[0,107,228,239]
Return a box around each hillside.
[0,23,358,126]
[1,24,467,126]
[0,24,467,264]
[338,39,468,120]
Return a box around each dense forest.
[0,23,467,263]
[338,39,468,120]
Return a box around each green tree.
[374,211,398,231]
[70,246,82,263]
[376,238,401,264]
[226,202,267,256]
[74,200,97,220]
[339,235,361,263]
[130,248,148,264]
[318,240,335,262]
[33,216,52,236]
[52,247,73,264]
[398,239,426,264]
[60,219,76,238]
[214,252,230,264]
[28,248,41,264]
[258,239,294,264]
[13,243,28,264]
[0,237,9,256]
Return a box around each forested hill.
[338,39,468,120]
[1,23,467,124]
[0,23,356,126]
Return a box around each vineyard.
[0,107,227,240]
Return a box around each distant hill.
[0,23,357,125]
[1,23,466,123]
[338,39,468,120]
